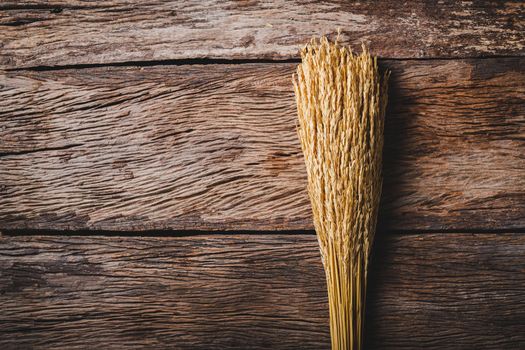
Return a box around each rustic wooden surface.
[0,233,523,349]
[1,0,524,68]
[1,1,524,349]
[1,58,523,232]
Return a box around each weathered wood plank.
[1,58,524,232]
[0,233,523,349]
[0,0,524,68]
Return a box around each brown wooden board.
[0,233,523,349]
[0,1,524,68]
[1,58,524,232]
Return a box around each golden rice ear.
[294,37,389,350]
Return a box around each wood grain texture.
[1,0,524,68]
[1,58,524,232]
[0,233,523,349]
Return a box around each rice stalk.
[293,36,389,350]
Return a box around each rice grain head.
[293,36,389,350]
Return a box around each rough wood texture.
[1,58,524,232]
[1,1,524,68]
[0,233,523,349]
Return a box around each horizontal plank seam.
[4,55,525,72]
[2,228,524,237]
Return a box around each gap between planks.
[3,55,525,73]
[2,228,525,238]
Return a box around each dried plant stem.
[293,37,389,350]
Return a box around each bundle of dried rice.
[293,36,389,350]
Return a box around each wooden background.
[1,1,524,349]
